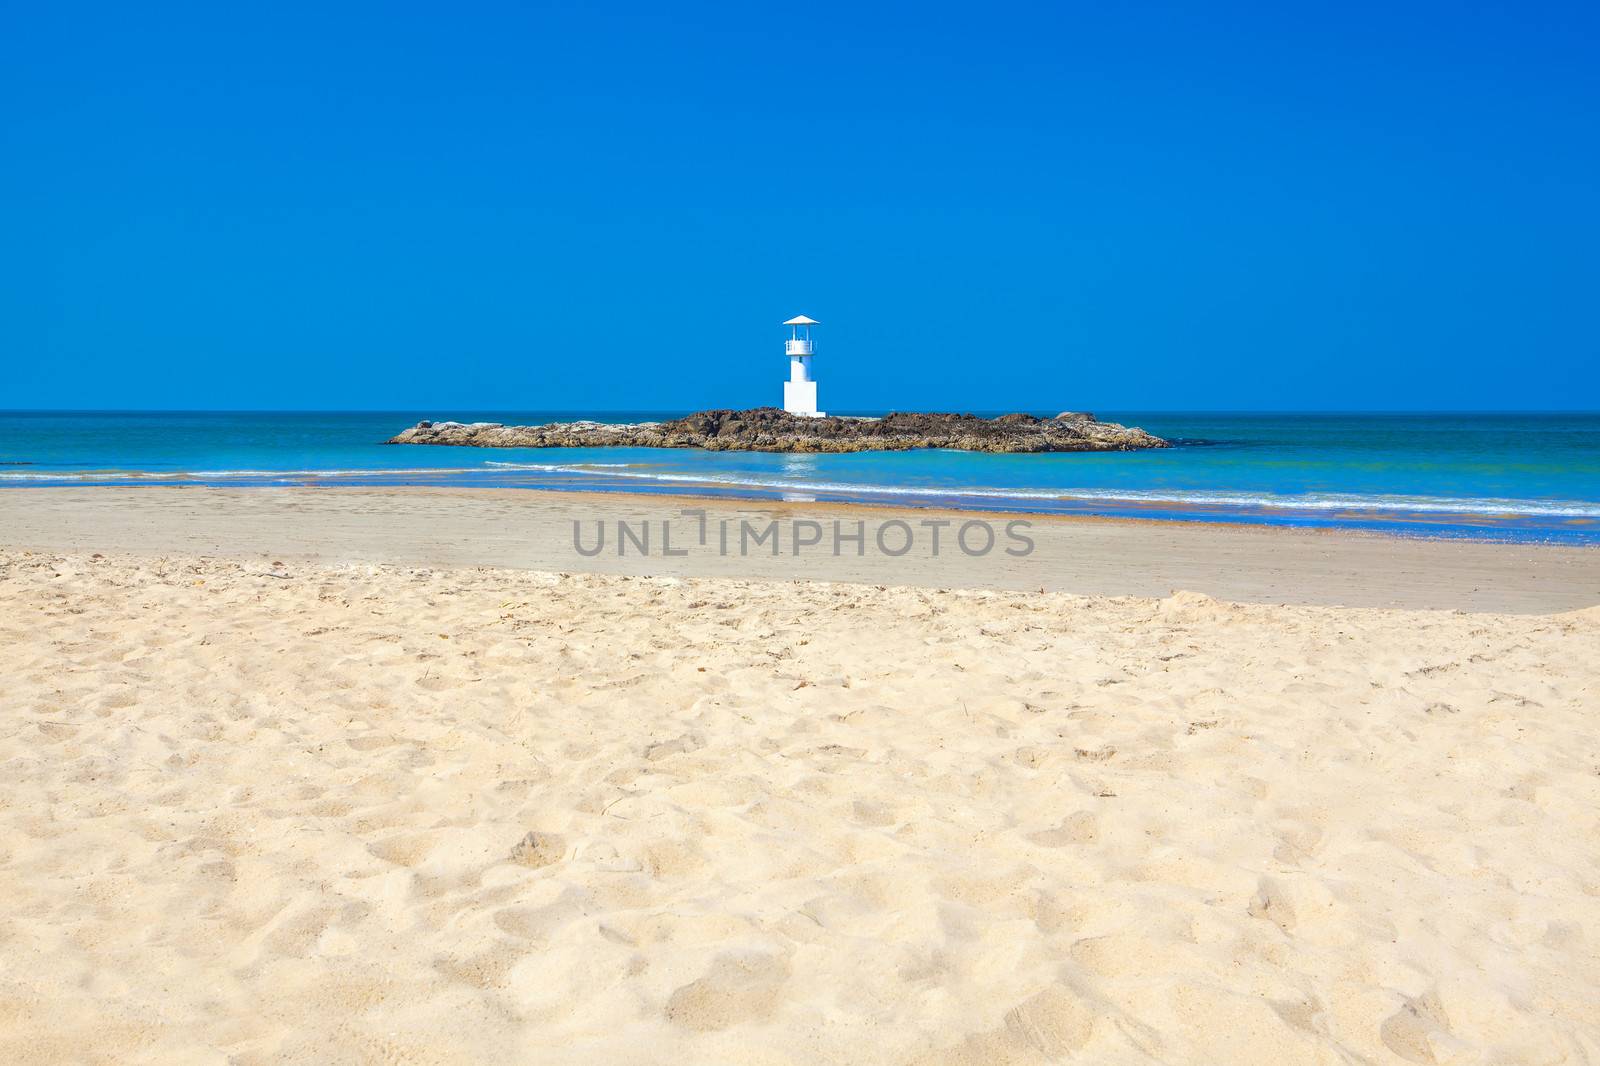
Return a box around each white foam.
[476,461,1600,518]
[5,462,1596,520]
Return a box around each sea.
[2,411,1597,544]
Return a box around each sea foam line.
[5,461,1597,519]
[451,460,1600,518]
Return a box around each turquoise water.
[2,411,1597,543]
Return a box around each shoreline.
[2,474,1594,546]
[3,485,1597,612]
[5,477,1599,544]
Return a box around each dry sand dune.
[1,547,1598,1063]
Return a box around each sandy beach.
[1,488,1597,1063]
[3,487,1599,612]
[12,0,1599,1053]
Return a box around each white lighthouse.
[782,315,824,417]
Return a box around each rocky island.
[387,408,1168,454]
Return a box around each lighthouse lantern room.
[781,315,824,417]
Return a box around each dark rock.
[387,408,1168,453]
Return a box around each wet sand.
[1,486,1597,612]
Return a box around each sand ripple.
[1,549,1597,1063]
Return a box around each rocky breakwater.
[387,409,1168,453]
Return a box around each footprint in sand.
[1379,992,1470,1064]
[1029,810,1099,847]
[911,987,1096,1064]
[368,831,442,868]
[508,831,566,869]
[664,951,790,1032]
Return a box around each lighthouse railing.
[785,338,814,356]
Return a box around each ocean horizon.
[3,409,1598,544]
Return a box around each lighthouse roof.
[782,315,820,326]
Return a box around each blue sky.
[3,1,1596,411]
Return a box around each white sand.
[2,546,1597,1063]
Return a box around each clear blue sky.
[3,1,1596,411]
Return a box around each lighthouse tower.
[782,315,824,417]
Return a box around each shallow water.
[2,411,1597,543]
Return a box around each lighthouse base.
[783,381,823,417]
